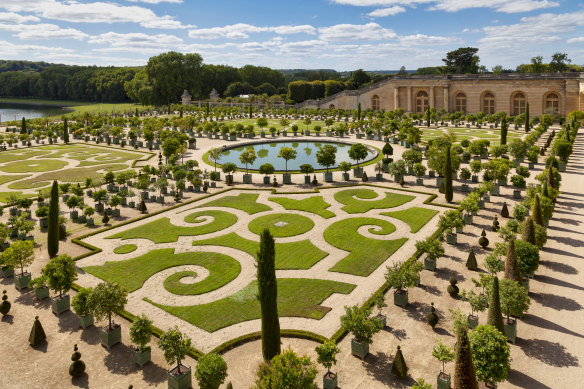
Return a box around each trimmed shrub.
[448,276,460,298]
[29,316,46,347]
[391,345,408,378]
[69,344,86,377]
[426,302,439,328]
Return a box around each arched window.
[416,91,428,113]
[545,93,559,114]
[482,92,495,115]
[455,93,466,113]
[512,92,526,116]
[371,95,380,111]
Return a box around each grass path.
[269,196,335,219]
[381,207,439,233]
[334,188,414,213]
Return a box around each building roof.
[181,90,192,98]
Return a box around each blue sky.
[0,0,582,70]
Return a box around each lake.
[0,102,72,123]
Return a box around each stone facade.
[300,73,584,118]
[181,90,192,106]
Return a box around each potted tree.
[372,292,387,327]
[511,174,526,199]
[438,210,464,245]
[413,163,426,185]
[3,240,34,290]
[460,289,487,329]
[341,305,383,360]
[88,282,128,349]
[300,164,314,184]
[158,326,193,389]
[42,254,77,315]
[459,192,480,225]
[35,206,50,229]
[84,206,95,226]
[72,287,94,329]
[385,260,418,307]
[239,149,256,184]
[499,278,530,344]
[349,143,369,178]
[30,276,50,300]
[259,163,274,185]
[469,324,511,387]
[194,353,228,389]
[338,161,352,181]
[316,144,337,182]
[460,167,471,192]
[130,314,153,366]
[415,236,445,272]
[278,147,297,184]
[222,163,237,186]
[316,340,341,389]
[470,160,482,183]
[432,341,454,389]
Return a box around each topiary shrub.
[478,230,489,248]
[491,216,500,232]
[29,316,46,347]
[195,353,228,389]
[466,248,478,270]
[399,175,405,187]
[361,172,368,182]
[69,344,86,377]
[0,290,11,316]
[391,345,408,378]
[448,275,459,298]
[426,302,439,328]
[102,214,110,225]
[226,383,233,389]
[501,202,509,218]
[138,200,147,214]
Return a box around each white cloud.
[398,33,463,45]
[128,0,182,3]
[0,39,74,56]
[331,0,559,13]
[0,0,190,29]
[368,6,406,17]
[269,25,316,35]
[567,37,584,44]
[0,12,40,23]
[188,23,315,39]
[0,22,88,40]
[89,32,183,48]
[318,22,397,41]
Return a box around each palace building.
[300,73,584,117]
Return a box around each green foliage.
[531,194,545,227]
[453,325,479,389]
[412,378,433,389]
[158,326,191,373]
[277,147,297,174]
[381,207,438,233]
[269,196,335,219]
[469,325,511,385]
[426,302,439,328]
[315,144,337,172]
[444,146,453,202]
[348,143,369,166]
[466,248,478,270]
[257,229,281,362]
[47,180,59,257]
[195,353,228,389]
[520,217,536,246]
[29,316,46,347]
[504,239,522,283]
[315,340,341,373]
[0,290,10,316]
[391,346,408,378]
[415,236,444,260]
[69,344,85,377]
[385,260,418,292]
[432,340,455,373]
[88,282,127,329]
[340,305,382,344]
[254,347,317,389]
[71,287,93,317]
[460,289,487,316]
[499,278,530,319]
[448,275,460,298]
[1,239,34,276]
[129,314,153,351]
[533,223,547,248]
[42,254,77,298]
[486,276,505,334]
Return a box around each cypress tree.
[391,345,408,378]
[466,248,478,270]
[531,194,544,227]
[504,239,522,283]
[444,146,453,202]
[546,167,555,189]
[47,180,60,257]
[29,316,47,347]
[524,102,530,132]
[357,103,361,121]
[487,276,505,334]
[521,216,537,246]
[257,228,281,362]
[453,327,479,389]
[542,181,549,198]
[63,118,69,144]
[426,107,431,127]
[21,117,27,134]
[500,115,508,145]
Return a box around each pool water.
[216,141,377,172]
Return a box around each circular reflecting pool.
[214,140,378,172]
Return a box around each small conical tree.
[426,303,439,328]
[138,200,147,213]
[546,167,555,189]
[531,194,544,227]
[361,171,368,182]
[491,216,500,231]
[542,181,549,198]
[444,146,453,202]
[29,316,47,347]
[47,181,60,257]
[453,326,479,389]
[466,248,478,270]
[504,239,522,283]
[487,276,505,334]
[500,202,509,218]
[0,290,11,316]
[391,345,408,378]
[521,216,536,246]
[69,344,86,377]
[257,228,281,362]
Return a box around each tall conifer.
[453,326,479,389]
[47,181,59,257]
[531,194,544,226]
[487,276,506,334]
[444,146,453,202]
[500,115,508,145]
[504,239,522,283]
[63,118,69,144]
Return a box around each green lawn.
[83,248,240,295]
[324,217,407,276]
[8,164,128,189]
[0,174,30,185]
[0,191,36,203]
[248,213,314,237]
[0,150,49,163]
[381,207,439,233]
[108,210,238,243]
[113,244,138,254]
[334,188,414,213]
[0,159,68,173]
[269,196,335,219]
[193,232,328,270]
[147,278,355,332]
[195,193,271,214]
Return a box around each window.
[545,93,559,114]
[455,93,466,113]
[482,92,495,114]
[371,95,380,111]
[416,91,428,113]
[512,92,526,116]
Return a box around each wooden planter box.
[133,347,151,367]
[424,257,436,271]
[437,372,451,389]
[243,174,253,184]
[100,324,122,349]
[376,314,387,328]
[167,365,192,389]
[351,338,369,359]
[323,172,333,182]
[35,286,50,300]
[353,167,363,178]
[446,233,457,245]
[78,314,94,329]
[504,318,517,344]
[467,314,479,329]
[323,372,338,389]
[393,289,408,308]
[15,272,31,290]
[282,174,292,185]
[51,294,70,315]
